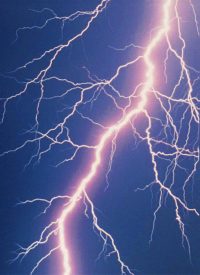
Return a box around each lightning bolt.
[1,0,200,274]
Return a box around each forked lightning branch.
[1,0,200,274]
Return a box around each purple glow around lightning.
[1,1,200,274]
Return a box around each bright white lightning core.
[1,0,200,274]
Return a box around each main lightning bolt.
[1,0,200,274]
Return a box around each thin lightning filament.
[1,0,200,274]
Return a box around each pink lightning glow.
[58,2,172,273]
[1,0,200,274]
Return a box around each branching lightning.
[1,0,200,274]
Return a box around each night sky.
[1,1,200,275]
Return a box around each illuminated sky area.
[1,1,200,274]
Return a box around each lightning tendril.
[1,0,200,274]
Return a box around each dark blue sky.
[1,1,200,275]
